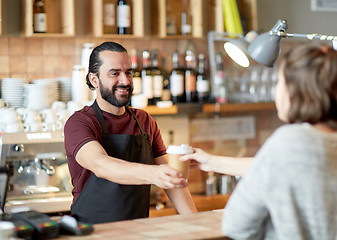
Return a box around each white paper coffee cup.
[166,144,192,179]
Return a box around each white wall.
[257,0,337,35]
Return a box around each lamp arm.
[271,31,337,41]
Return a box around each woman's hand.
[180,148,215,172]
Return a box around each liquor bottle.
[161,57,171,101]
[141,50,154,105]
[117,0,131,34]
[151,50,164,104]
[33,0,47,33]
[196,54,210,103]
[130,49,141,95]
[103,0,116,34]
[180,0,191,35]
[170,51,185,103]
[214,52,227,103]
[185,50,197,103]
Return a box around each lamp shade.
[247,32,282,67]
[224,38,250,67]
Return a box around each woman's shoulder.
[258,124,314,155]
[271,123,314,140]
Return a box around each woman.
[181,43,337,239]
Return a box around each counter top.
[5,192,73,214]
[56,210,229,240]
[5,193,230,217]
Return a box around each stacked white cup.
[52,101,69,127]
[0,108,7,132]
[2,108,23,133]
[22,109,43,132]
[40,108,63,132]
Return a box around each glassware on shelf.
[180,0,191,35]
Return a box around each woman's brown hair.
[280,42,337,130]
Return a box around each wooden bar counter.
[56,210,227,240]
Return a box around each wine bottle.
[185,50,198,103]
[161,57,172,101]
[214,53,227,103]
[170,51,185,103]
[141,50,154,105]
[151,49,164,104]
[130,49,142,95]
[103,0,116,34]
[33,0,47,33]
[196,54,210,103]
[117,0,131,34]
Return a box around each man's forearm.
[165,187,197,214]
[94,155,156,185]
[77,141,157,185]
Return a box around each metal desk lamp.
[247,19,337,67]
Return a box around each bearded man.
[64,42,197,224]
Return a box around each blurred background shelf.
[143,102,276,115]
[22,0,75,37]
[203,102,276,113]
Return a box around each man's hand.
[151,164,188,189]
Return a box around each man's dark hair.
[86,42,128,90]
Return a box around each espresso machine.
[0,131,72,213]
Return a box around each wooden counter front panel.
[150,194,230,218]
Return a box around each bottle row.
[15,0,256,37]
[131,48,211,106]
[33,0,132,35]
[28,0,202,37]
[96,0,204,37]
[101,0,132,35]
[131,49,278,108]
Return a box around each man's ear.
[89,73,99,89]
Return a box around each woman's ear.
[89,73,99,89]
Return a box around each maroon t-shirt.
[64,105,167,203]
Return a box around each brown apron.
[71,101,153,224]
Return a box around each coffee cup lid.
[166,144,192,154]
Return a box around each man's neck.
[96,98,125,116]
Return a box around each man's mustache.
[113,85,132,91]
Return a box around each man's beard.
[98,78,133,107]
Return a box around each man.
[64,42,197,224]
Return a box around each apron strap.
[125,106,147,136]
[92,101,148,139]
[93,100,109,135]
